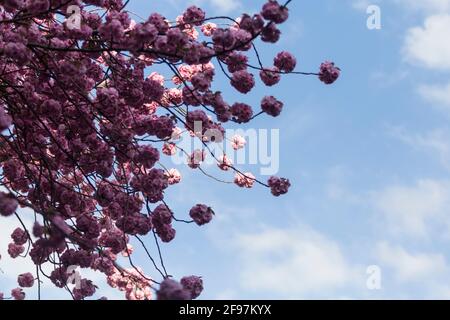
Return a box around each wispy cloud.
[403,14,450,70]
[394,0,450,14]
[389,126,450,170]
[419,82,450,111]
[376,242,448,282]
[372,179,450,238]
[232,225,362,298]
[168,0,242,14]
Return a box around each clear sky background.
[2,0,450,299]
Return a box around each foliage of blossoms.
[0,0,339,300]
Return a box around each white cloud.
[372,179,450,237]
[394,0,450,13]
[403,14,450,70]
[426,284,450,299]
[325,166,363,204]
[352,0,450,14]
[390,126,450,170]
[370,70,409,88]
[207,0,241,13]
[233,225,360,298]
[352,0,379,11]
[419,82,450,109]
[169,0,242,14]
[215,289,238,300]
[376,242,448,282]
[396,5,450,110]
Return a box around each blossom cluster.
[0,0,339,300]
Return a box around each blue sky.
[3,0,450,299]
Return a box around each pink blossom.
[225,52,248,73]
[121,244,134,257]
[147,72,165,85]
[11,288,25,300]
[181,276,204,299]
[268,176,291,196]
[261,23,281,43]
[261,96,284,117]
[201,23,217,36]
[32,222,44,238]
[0,192,18,216]
[218,154,233,171]
[156,224,176,243]
[11,228,28,245]
[18,272,35,288]
[183,6,206,26]
[162,143,177,156]
[231,135,246,150]
[189,204,214,226]
[234,172,256,188]
[261,0,289,24]
[0,105,12,131]
[3,42,31,65]
[319,61,341,84]
[125,19,137,32]
[162,88,183,106]
[171,127,183,140]
[238,13,265,35]
[143,102,158,114]
[231,103,253,123]
[165,169,182,185]
[73,279,96,300]
[126,287,152,300]
[183,26,199,40]
[8,243,24,258]
[274,51,297,72]
[231,70,255,94]
[157,279,190,300]
[188,149,206,169]
[137,54,154,66]
[260,67,281,86]
[134,145,160,169]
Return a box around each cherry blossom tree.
[0,0,340,300]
